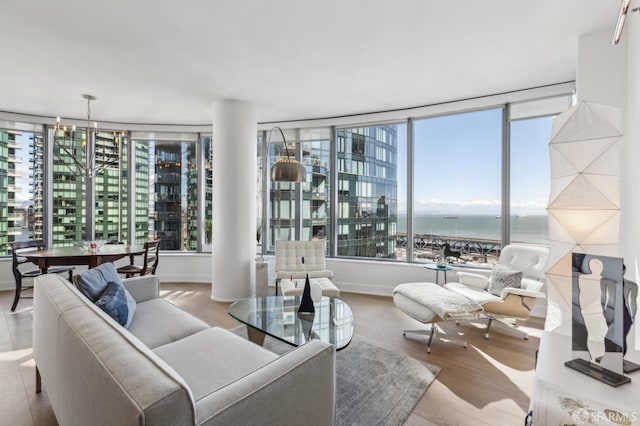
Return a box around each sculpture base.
[623,359,640,373]
[594,356,640,374]
[565,358,631,387]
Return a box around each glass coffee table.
[228,296,354,350]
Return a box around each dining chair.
[117,239,161,278]
[9,240,75,312]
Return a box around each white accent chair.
[274,240,338,297]
[444,244,549,339]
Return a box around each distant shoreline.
[396,213,549,245]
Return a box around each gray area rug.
[230,326,440,426]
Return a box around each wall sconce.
[268,126,306,182]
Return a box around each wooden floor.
[0,283,544,426]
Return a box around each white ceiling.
[0,0,620,125]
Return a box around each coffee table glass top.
[228,296,354,350]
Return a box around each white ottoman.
[280,277,340,298]
[393,282,481,353]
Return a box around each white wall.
[577,28,627,108]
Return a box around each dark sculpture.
[297,274,315,314]
[565,253,634,386]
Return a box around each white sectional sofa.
[33,273,336,426]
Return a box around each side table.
[424,263,453,285]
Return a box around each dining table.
[22,244,147,273]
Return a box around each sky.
[395,108,552,216]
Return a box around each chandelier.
[53,94,125,178]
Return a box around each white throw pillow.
[456,272,490,289]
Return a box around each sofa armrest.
[196,340,336,425]
[501,287,545,299]
[122,275,160,303]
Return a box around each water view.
[397,214,549,245]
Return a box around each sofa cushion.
[488,268,523,297]
[73,262,122,302]
[153,327,278,414]
[127,299,210,349]
[95,280,137,328]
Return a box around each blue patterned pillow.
[73,262,123,302]
[95,281,136,328]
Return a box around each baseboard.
[334,281,393,297]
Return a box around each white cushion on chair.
[497,245,549,280]
[455,272,490,289]
[521,277,544,292]
[280,277,340,298]
[275,240,333,279]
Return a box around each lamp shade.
[545,101,623,335]
[267,126,306,182]
[271,158,306,182]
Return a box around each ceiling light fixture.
[53,94,124,178]
[612,0,633,45]
[268,126,306,182]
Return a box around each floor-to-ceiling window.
[301,129,331,244]
[509,116,554,245]
[336,124,402,258]
[51,127,125,246]
[94,131,127,243]
[51,127,87,246]
[412,109,503,263]
[135,139,197,251]
[256,133,264,254]
[0,89,571,260]
[268,128,299,249]
[0,127,43,255]
[134,141,151,243]
[202,135,213,252]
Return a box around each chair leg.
[485,315,529,340]
[403,323,467,354]
[11,276,22,312]
[485,316,494,339]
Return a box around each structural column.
[211,100,257,301]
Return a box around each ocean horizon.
[397,213,549,245]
